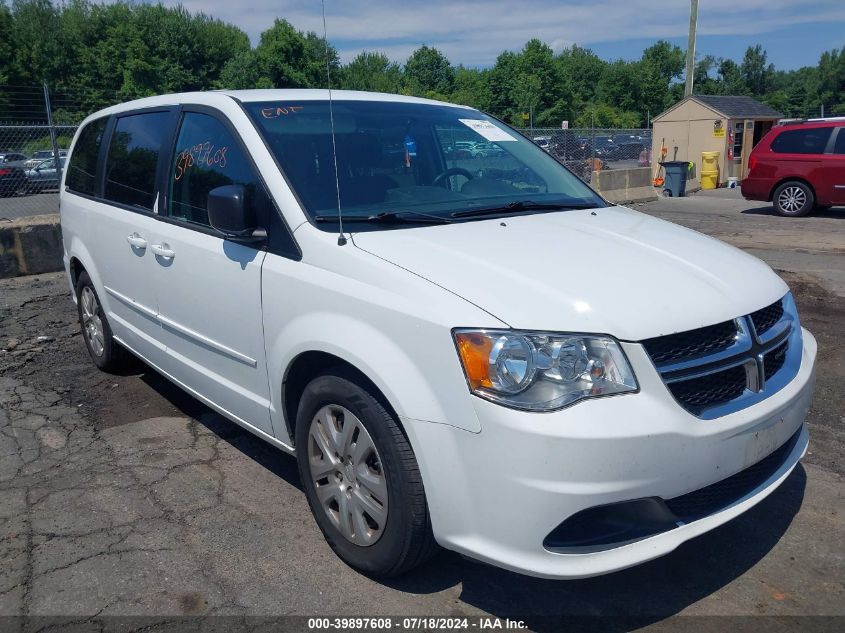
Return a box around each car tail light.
[748,154,757,174]
[0,168,11,176]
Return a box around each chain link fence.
[2,82,655,218]
[517,128,653,182]
[0,84,85,219]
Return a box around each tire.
[295,368,438,577]
[75,271,126,371]
[773,181,814,217]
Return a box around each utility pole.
[684,0,699,97]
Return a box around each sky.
[172,0,845,70]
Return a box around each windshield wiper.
[451,200,598,218]
[313,211,453,224]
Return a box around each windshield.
[244,100,605,229]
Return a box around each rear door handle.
[126,233,147,249]
[150,243,175,259]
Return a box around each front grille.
[764,341,788,380]
[641,294,798,418]
[750,299,784,336]
[641,320,738,365]
[665,427,800,520]
[667,365,747,416]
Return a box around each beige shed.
[651,95,782,188]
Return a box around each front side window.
[244,100,605,231]
[103,111,170,210]
[770,128,832,154]
[168,112,265,228]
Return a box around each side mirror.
[207,185,265,241]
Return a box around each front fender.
[266,310,483,442]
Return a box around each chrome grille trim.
[642,294,802,419]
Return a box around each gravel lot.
[0,189,843,629]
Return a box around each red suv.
[742,119,845,216]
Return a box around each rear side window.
[167,111,265,228]
[834,128,845,154]
[66,117,107,195]
[770,128,832,154]
[103,111,171,210]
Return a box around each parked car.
[0,163,27,197]
[533,136,551,151]
[604,141,647,161]
[742,118,845,216]
[62,90,816,579]
[0,152,28,164]
[470,141,505,157]
[24,149,66,169]
[25,156,66,192]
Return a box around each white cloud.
[162,0,845,65]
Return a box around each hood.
[351,206,787,341]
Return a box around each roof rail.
[778,116,845,125]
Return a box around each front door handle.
[150,243,175,259]
[126,233,147,249]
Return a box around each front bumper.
[404,328,816,578]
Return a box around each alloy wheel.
[307,404,388,546]
[80,286,105,357]
[778,186,806,213]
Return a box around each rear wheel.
[773,181,813,217]
[295,369,437,577]
[75,271,126,371]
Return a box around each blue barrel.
[660,161,689,197]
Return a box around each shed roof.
[654,95,782,121]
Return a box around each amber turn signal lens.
[455,332,493,390]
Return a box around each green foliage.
[341,51,402,93]
[403,45,454,96]
[0,1,841,125]
[22,134,73,153]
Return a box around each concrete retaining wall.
[0,214,63,279]
[591,167,657,204]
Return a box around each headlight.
[453,329,638,411]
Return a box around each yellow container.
[701,170,719,190]
[701,151,720,170]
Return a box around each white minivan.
[60,90,816,579]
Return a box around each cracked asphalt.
[0,189,843,630]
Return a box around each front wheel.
[773,181,814,217]
[295,369,438,577]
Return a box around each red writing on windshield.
[174,141,228,181]
[261,105,304,118]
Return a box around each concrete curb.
[591,167,659,204]
[0,214,63,279]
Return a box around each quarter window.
[168,112,264,228]
[770,128,832,154]
[103,112,171,210]
[834,128,845,155]
[66,117,108,195]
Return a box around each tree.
[341,51,401,93]
[575,102,641,128]
[403,45,454,97]
[740,45,774,95]
[449,66,487,109]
